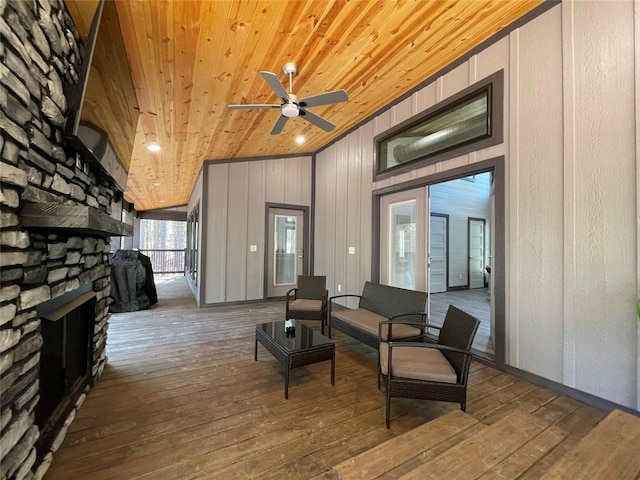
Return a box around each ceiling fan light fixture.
[226,65,347,134]
[281,103,299,118]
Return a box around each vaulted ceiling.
[65,0,543,211]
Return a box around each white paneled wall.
[313,1,639,409]
[316,125,375,308]
[203,157,312,304]
[559,0,637,406]
[509,5,565,383]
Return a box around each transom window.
[375,71,503,179]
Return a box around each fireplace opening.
[35,286,96,455]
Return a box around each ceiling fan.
[227,63,348,135]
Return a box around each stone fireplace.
[0,1,130,478]
[35,284,96,456]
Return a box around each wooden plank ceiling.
[66,0,543,211]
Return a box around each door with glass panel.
[380,188,428,292]
[267,208,305,297]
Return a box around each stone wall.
[1,0,116,478]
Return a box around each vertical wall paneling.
[569,0,637,406]
[477,37,510,167]
[392,97,413,127]
[467,56,479,165]
[374,109,392,137]
[325,147,338,295]
[436,77,444,103]
[264,159,282,202]
[562,0,578,388]
[283,157,297,204]
[514,6,564,382]
[187,169,203,213]
[206,163,229,303]
[476,37,510,84]
[225,163,249,301]
[413,82,437,115]
[359,122,374,288]
[203,157,312,304]
[440,62,470,101]
[302,156,314,204]
[346,131,362,299]
[315,149,328,279]
[200,167,209,307]
[335,143,348,301]
[314,151,326,276]
[468,54,478,85]
[310,155,316,274]
[508,29,520,367]
[247,162,266,299]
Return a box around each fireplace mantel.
[19,202,133,237]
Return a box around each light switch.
[348,247,356,255]
[250,245,257,252]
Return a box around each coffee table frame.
[255,323,335,399]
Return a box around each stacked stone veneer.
[1,1,116,478]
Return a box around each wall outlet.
[459,273,463,279]
[337,284,342,292]
[348,247,356,255]
[249,245,257,252]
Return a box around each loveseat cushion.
[288,299,323,311]
[379,343,457,383]
[332,308,422,340]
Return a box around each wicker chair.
[285,275,328,334]
[378,305,480,428]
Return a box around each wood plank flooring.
[324,408,640,480]
[430,288,493,356]
[44,275,615,480]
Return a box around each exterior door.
[429,214,448,293]
[267,208,304,297]
[380,188,428,292]
[468,217,486,289]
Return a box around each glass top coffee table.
[255,320,335,399]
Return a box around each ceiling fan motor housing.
[281,104,299,117]
[281,93,299,117]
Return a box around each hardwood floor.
[430,288,493,355]
[45,276,611,480]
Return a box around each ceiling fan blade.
[298,90,348,108]
[260,71,291,103]
[270,115,289,135]
[227,104,280,110]
[299,109,336,132]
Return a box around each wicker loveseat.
[327,281,427,349]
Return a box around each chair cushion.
[332,309,422,340]
[379,343,457,383]
[289,299,323,311]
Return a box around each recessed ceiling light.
[153,182,162,187]
[295,135,305,145]
[159,199,166,203]
[147,144,161,152]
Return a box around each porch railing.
[138,249,186,274]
